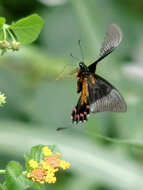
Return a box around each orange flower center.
[45,155,60,168]
[32,167,46,181]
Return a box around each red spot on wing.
[71,104,90,124]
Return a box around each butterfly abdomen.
[78,74,96,103]
[71,74,96,123]
[80,77,89,105]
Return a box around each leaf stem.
[7,28,16,42]
[2,26,7,41]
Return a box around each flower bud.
[0,40,10,49]
[11,41,21,51]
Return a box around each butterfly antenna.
[70,53,81,62]
[78,40,84,62]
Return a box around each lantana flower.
[27,146,70,184]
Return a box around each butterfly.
[71,24,127,124]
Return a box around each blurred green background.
[0,0,143,189]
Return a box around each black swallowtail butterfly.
[71,24,127,124]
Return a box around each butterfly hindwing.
[72,74,126,123]
[89,74,127,113]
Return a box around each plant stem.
[2,26,7,41]
[7,28,16,42]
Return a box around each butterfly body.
[71,24,127,124]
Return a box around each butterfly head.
[79,62,88,70]
[76,62,89,77]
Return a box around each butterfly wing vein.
[90,88,127,113]
[100,24,123,58]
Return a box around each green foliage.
[0,17,5,29]
[33,183,46,190]
[30,145,44,162]
[5,161,32,190]
[10,14,44,44]
[0,14,44,55]
[25,144,45,173]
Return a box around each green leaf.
[29,144,60,162]
[0,17,6,29]
[5,161,32,190]
[30,144,44,162]
[48,144,61,155]
[24,154,30,172]
[33,183,46,190]
[10,14,44,44]
[0,17,6,41]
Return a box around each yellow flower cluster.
[60,160,70,170]
[29,159,38,169]
[27,146,70,184]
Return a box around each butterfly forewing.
[100,24,122,58]
[89,74,127,113]
[88,24,123,73]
